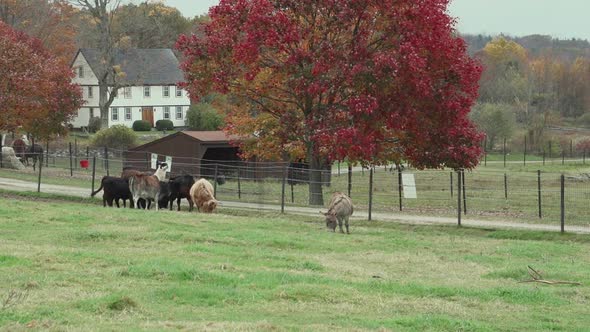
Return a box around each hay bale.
[1,147,25,170]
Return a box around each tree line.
[465,34,590,152]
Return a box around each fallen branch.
[519,265,581,286]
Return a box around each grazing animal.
[128,163,168,211]
[322,192,353,234]
[138,181,171,209]
[91,176,132,208]
[189,178,218,213]
[25,143,44,170]
[168,175,196,211]
[11,139,27,164]
[121,167,151,180]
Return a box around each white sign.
[402,173,417,199]
[150,153,158,169]
[165,156,172,173]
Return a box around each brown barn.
[123,131,245,178]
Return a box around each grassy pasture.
[1,196,590,330]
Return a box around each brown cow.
[189,178,218,213]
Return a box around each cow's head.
[321,211,337,231]
[202,199,219,213]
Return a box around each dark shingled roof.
[79,48,184,85]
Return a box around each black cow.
[91,176,132,208]
[168,175,196,211]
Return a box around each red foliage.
[0,21,83,138]
[177,0,483,169]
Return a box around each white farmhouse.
[70,48,191,129]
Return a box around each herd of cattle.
[91,161,354,233]
[91,161,219,213]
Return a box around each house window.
[89,107,94,118]
[111,107,119,121]
[123,87,132,99]
[125,107,132,121]
[163,86,170,97]
[78,66,84,78]
[163,106,170,119]
[144,86,151,98]
[175,86,182,97]
[176,106,183,120]
[88,86,93,98]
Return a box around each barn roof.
[77,48,184,85]
[129,131,239,152]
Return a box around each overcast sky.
[155,0,590,41]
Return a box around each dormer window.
[78,66,84,78]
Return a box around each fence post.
[584,149,586,165]
[398,167,403,211]
[337,161,340,177]
[213,164,219,197]
[503,138,506,168]
[523,135,527,166]
[105,146,109,176]
[570,140,573,158]
[457,170,462,226]
[37,153,42,193]
[504,173,508,199]
[45,140,49,167]
[281,167,286,214]
[0,139,3,168]
[368,167,373,221]
[543,151,546,166]
[74,138,78,170]
[549,141,552,160]
[562,150,565,165]
[91,154,96,195]
[237,169,242,199]
[537,170,542,218]
[560,174,565,233]
[86,146,89,160]
[347,164,352,197]
[450,172,453,198]
[69,142,73,177]
[462,170,467,214]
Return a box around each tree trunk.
[307,146,324,206]
[99,83,109,129]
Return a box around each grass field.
[1,195,590,330]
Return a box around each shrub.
[90,125,138,150]
[155,119,174,131]
[132,120,152,132]
[88,117,102,133]
[186,103,224,131]
[578,113,590,127]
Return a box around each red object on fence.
[80,159,89,169]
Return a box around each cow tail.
[91,176,106,197]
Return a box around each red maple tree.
[177,0,483,205]
[0,21,83,139]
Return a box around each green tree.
[185,103,224,131]
[470,103,516,149]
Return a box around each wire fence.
[1,145,590,232]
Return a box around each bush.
[132,120,152,132]
[90,125,138,150]
[88,117,102,133]
[578,113,590,127]
[155,119,174,131]
[186,103,224,131]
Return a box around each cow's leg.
[103,198,107,207]
[338,217,344,234]
[155,192,159,211]
[188,198,193,212]
[115,199,120,208]
[345,216,350,234]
